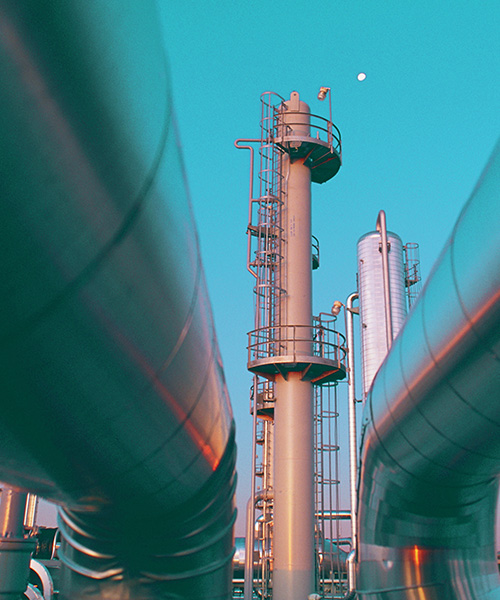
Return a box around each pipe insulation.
[357,141,500,599]
[0,2,235,599]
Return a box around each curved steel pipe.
[357,141,500,599]
[345,292,359,595]
[375,210,393,348]
[0,2,235,598]
[345,293,359,545]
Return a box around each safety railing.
[247,321,346,366]
[260,91,342,158]
[275,113,342,157]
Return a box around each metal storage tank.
[357,231,407,399]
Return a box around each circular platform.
[275,135,342,183]
[248,354,347,385]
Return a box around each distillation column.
[273,94,315,599]
[244,90,344,600]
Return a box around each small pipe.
[235,139,260,278]
[234,139,260,205]
[344,293,360,597]
[244,483,274,600]
[345,293,359,555]
[376,210,393,348]
[243,495,255,600]
[327,90,332,148]
[24,494,38,531]
[244,376,259,600]
[346,550,357,600]
[315,510,351,520]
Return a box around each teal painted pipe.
[0,2,235,598]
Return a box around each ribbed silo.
[357,231,407,399]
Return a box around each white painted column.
[274,372,315,600]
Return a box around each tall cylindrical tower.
[274,94,316,599]
[357,231,407,399]
[242,90,345,600]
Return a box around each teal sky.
[160,1,499,537]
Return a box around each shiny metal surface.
[23,495,38,531]
[0,490,27,539]
[274,93,315,600]
[357,142,500,599]
[375,210,394,348]
[357,231,407,399]
[345,293,359,592]
[0,2,235,598]
[29,560,54,600]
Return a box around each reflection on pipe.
[0,2,235,599]
[357,141,500,599]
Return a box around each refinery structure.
[0,3,499,600]
[237,89,348,600]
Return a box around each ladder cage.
[314,380,349,599]
[403,242,422,309]
[248,376,275,600]
[249,93,287,355]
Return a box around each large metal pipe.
[0,3,235,599]
[357,141,500,599]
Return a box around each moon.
[357,72,367,81]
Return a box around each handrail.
[275,114,342,153]
[235,138,261,279]
[259,91,342,156]
[247,323,347,365]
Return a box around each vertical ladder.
[251,378,274,600]
[246,92,287,599]
[313,314,349,598]
[250,92,286,344]
[314,382,346,598]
